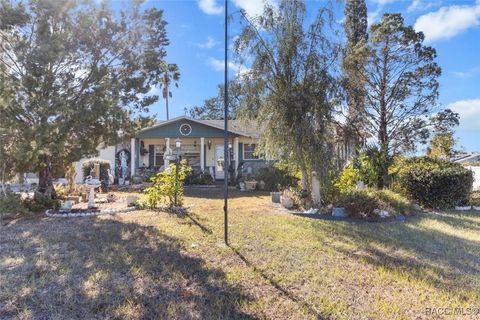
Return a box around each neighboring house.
[74,116,265,182]
[453,153,480,191]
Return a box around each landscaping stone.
[45,207,137,218]
[332,207,347,217]
[374,208,390,218]
[65,196,82,204]
[60,201,73,212]
[455,206,472,211]
[280,196,293,209]
[126,195,139,206]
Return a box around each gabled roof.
[138,116,261,138]
[453,153,480,163]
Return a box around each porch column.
[130,138,136,177]
[164,137,170,169]
[200,137,205,171]
[234,137,239,177]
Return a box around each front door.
[215,144,225,179]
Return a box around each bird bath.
[85,176,101,208]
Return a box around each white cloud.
[407,0,422,13]
[207,57,249,76]
[414,2,480,43]
[407,0,439,13]
[452,66,480,78]
[207,57,225,71]
[198,0,223,15]
[199,36,218,49]
[368,6,382,26]
[232,0,265,17]
[447,99,480,131]
[371,0,398,5]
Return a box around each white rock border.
[45,207,138,218]
[454,206,480,212]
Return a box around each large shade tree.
[234,0,340,197]
[349,13,457,187]
[0,0,178,197]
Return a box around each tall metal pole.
[223,0,229,246]
[164,73,170,120]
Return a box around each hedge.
[81,158,111,183]
[397,157,473,208]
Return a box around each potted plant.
[271,191,281,203]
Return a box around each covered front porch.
[130,136,240,180]
[129,116,262,181]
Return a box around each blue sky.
[139,0,480,152]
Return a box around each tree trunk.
[301,169,308,190]
[37,159,55,199]
[377,38,390,189]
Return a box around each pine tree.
[342,0,368,155]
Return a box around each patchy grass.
[1,188,480,319]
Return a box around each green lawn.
[1,188,479,319]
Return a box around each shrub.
[144,160,192,208]
[137,167,157,182]
[335,164,361,193]
[0,191,29,215]
[81,158,111,183]
[26,192,61,212]
[469,191,480,206]
[252,165,299,191]
[374,189,415,214]
[185,170,214,185]
[352,146,388,188]
[397,157,473,208]
[336,189,414,219]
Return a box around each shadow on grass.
[185,187,269,200]
[229,246,326,320]
[317,212,480,295]
[167,206,325,319]
[180,211,214,235]
[0,217,254,319]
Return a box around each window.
[243,144,259,160]
[181,143,201,167]
[154,145,165,167]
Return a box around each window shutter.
[148,145,155,167]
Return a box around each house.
[74,116,265,183]
[453,152,480,191]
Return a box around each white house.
[453,153,480,191]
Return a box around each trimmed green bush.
[81,158,111,183]
[397,157,473,208]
